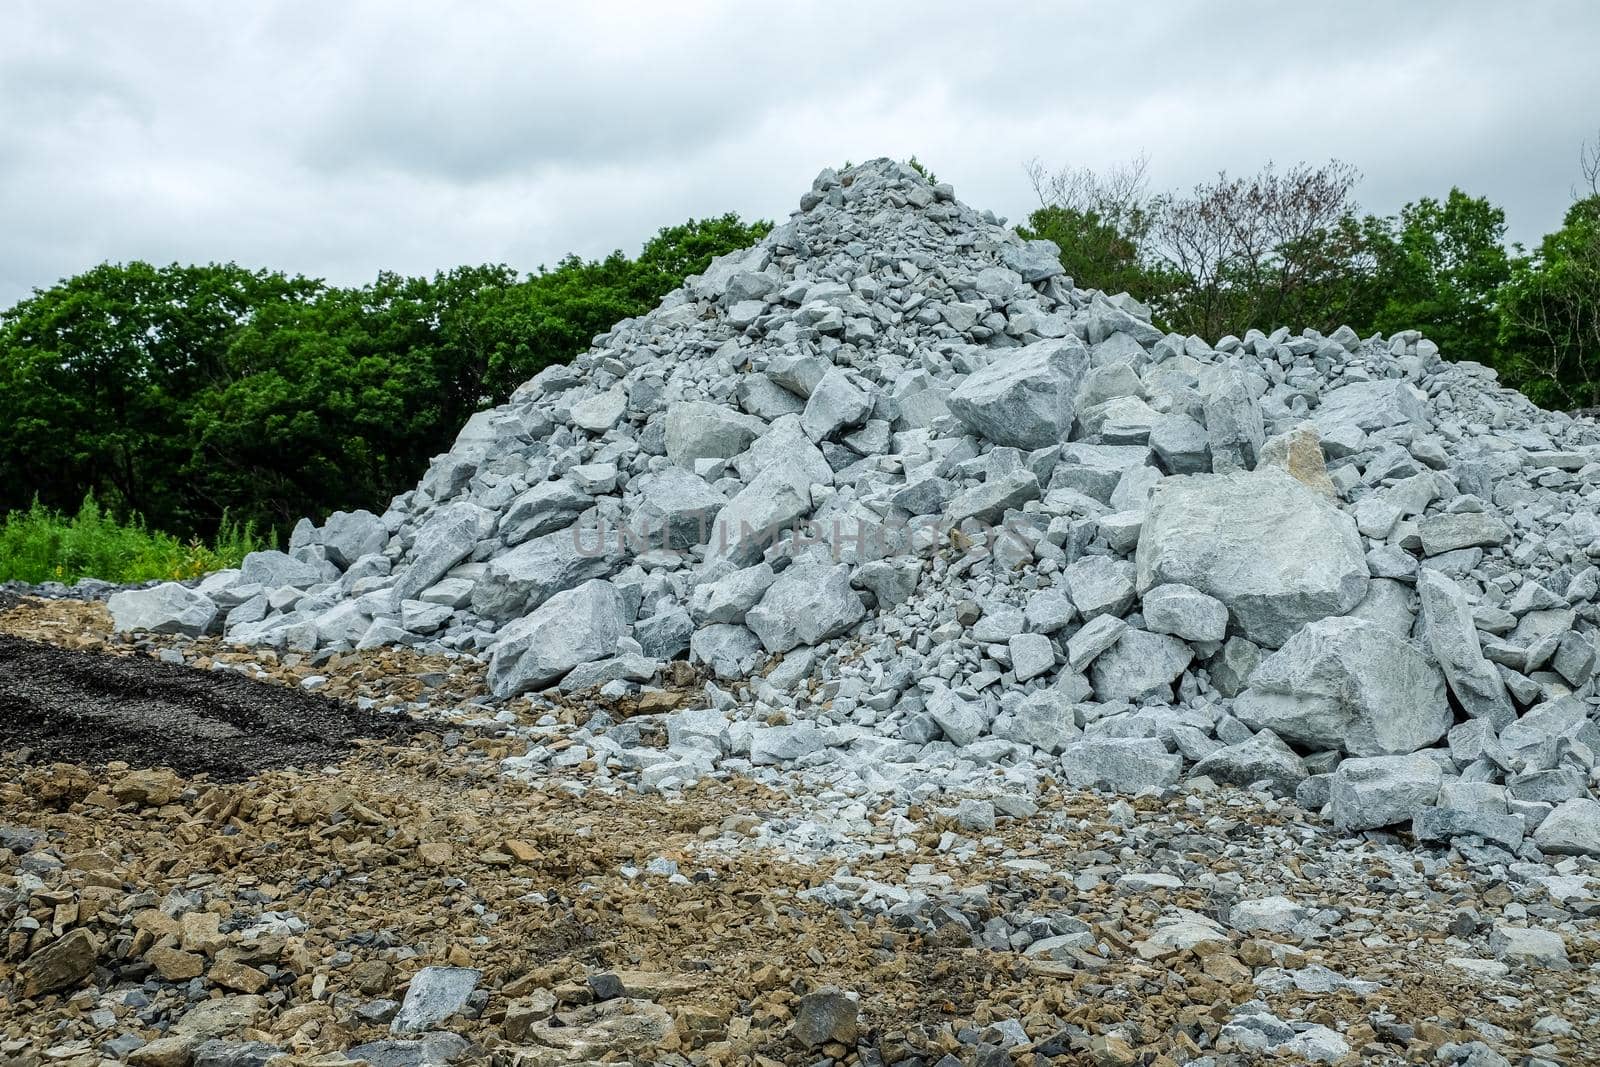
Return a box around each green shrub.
[0,494,273,585]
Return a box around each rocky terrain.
[2,599,1598,1066]
[6,158,1600,1064]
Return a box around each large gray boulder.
[1533,798,1600,856]
[390,967,481,1035]
[486,580,625,697]
[1416,569,1517,730]
[240,550,327,590]
[472,528,622,621]
[801,369,872,442]
[1135,470,1369,647]
[1088,629,1193,702]
[1141,583,1228,643]
[1202,369,1265,473]
[626,467,727,551]
[108,583,217,636]
[947,337,1091,449]
[745,562,866,653]
[1328,754,1443,832]
[1190,730,1307,797]
[319,510,389,568]
[704,459,816,568]
[1311,379,1428,436]
[390,503,492,605]
[1234,616,1451,755]
[1059,737,1182,792]
[499,481,593,546]
[665,401,764,468]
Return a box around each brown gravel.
[2,596,1597,1067]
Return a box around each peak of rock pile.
[110,158,1600,851]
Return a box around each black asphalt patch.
[0,634,417,779]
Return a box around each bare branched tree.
[1147,161,1364,336]
[1024,154,1151,225]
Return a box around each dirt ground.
[2,595,1597,1067]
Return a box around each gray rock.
[1009,632,1056,682]
[1552,630,1597,686]
[689,624,764,680]
[344,1035,469,1067]
[1001,238,1066,282]
[1065,614,1126,671]
[1412,806,1525,851]
[391,504,490,605]
[745,562,865,653]
[1088,629,1193,702]
[1419,513,1511,556]
[1328,753,1443,831]
[665,401,764,468]
[1533,798,1600,856]
[500,480,593,546]
[1061,555,1136,621]
[1024,587,1076,633]
[570,387,627,433]
[801,369,872,441]
[486,580,625,697]
[108,583,217,636]
[944,470,1040,527]
[1489,923,1568,969]
[192,1042,281,1067]
[472,528,620,621]
[635,608,694,660]
[927,687,986,746]
[319,510,389,568]
[1311,379,1428,436]
[689,563,775,625]
[1208,637,1262,698]
[1417,570,1516,730]
[999,690,1081,754]
[1149,413,1211,474]
[704,458,817,568]
[1141,583,1228,643]
[240,550,327,590]
[852,557,922,608]
[790,986,860,1047]
[1202,369,1265,473]
[1235,616,1450,755]
[390,966,480,1034]
[1060,737,1182,792]
[626,466,727,550]
[1135,470,1369,647]
[1190,730,1307,797]
[947,337,1091,449]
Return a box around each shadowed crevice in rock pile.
[0,634,417,779]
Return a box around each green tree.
[1020,156,1160,301]
[0,262,319,528]
[1498,194,1600,407]
[0,213,772,538]
[1366,189,1512,363]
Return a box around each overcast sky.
[3,1,1597,308]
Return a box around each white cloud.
[1,0,1596,305]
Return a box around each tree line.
[1020,135,1600,411]
[4,142,1597,544]
[0,215,771,539]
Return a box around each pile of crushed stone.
[98,158,1600,860]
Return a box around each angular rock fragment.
[1135,470,1369,647]
[1235,616,1450,755]
[947,337,1091,449]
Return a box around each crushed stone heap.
[111,159,1600,853]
